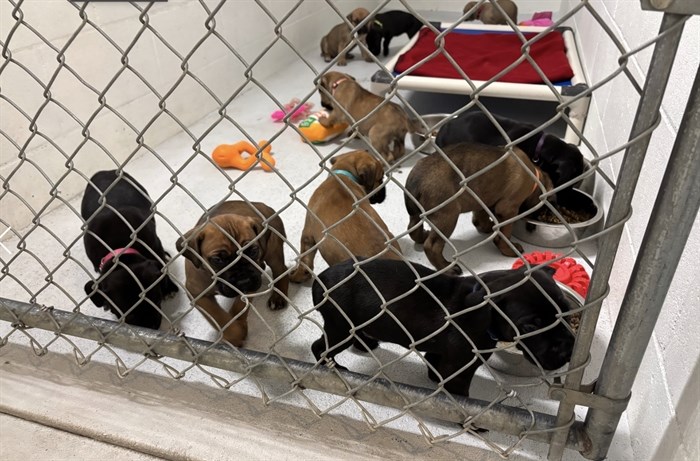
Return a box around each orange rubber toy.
[212,140,275,172]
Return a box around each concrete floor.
[0,414,163,461]
[0,31,629,461]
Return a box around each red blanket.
[394,28,574,84]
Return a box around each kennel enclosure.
[1,1,699,460]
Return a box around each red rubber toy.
[512,251,590,297]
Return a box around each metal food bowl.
[575,158,596,197]
[512,189,604,248]
[409,113,454,154]
[487,283,583,378]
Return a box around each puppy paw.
[267,293,288,310]
[289,267,311,283]
[499,242,523,257]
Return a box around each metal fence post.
[547,12,688,461]
[581,61,700,461]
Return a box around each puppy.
[176,201,289,347]
[436,112,584,205]
[82,170,178,329]
[318,71,419,162]
[366,11,423,57]
[320,7,373,66]
[311,259,575,397]
[290,150,401,283]
[405,142,553,271]
[463,0,518,25]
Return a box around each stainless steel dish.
[574,158,596,197]
[512,189,604,248]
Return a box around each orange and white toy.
[212,140,275,172]
[298,111,348,144]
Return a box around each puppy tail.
[405,191,428,243]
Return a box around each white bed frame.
[370,22,591,145]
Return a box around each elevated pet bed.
[370,22,590,145]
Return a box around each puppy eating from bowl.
[436,111,583,204]
[405,142,553,272]
[311,259,575,397]
[317,71,421,163]
[176,201,289,347]
[289,150,401,283]
[82,170,178,330]
[320,7,373,66]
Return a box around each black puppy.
[311,259,574,397]
[435,111,584,204]
[366,11,423,57]
[81,170,178,329]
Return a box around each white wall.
[0,0,376,231]
[560,1,700,460]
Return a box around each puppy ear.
[357,163,377,191]
[84,281,105,307]
[330,156,338,166]
[176,228,204,269]
[249,217,267,258]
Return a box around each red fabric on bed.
[394,28,574,84]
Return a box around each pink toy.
[512,251,590,298]
[271,98,314,123]
[519,11,555,27]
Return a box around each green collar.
[332,169,358,184]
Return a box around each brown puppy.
[405,143,552,272]
[176,201,289,346]
[464,0,518,25]
[320,8,373,66]
[318,71,418,163]
[289,150,401,283]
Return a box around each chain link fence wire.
[0,0,689,458]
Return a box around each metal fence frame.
[1,1,698,460]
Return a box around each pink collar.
[99,248,141,271]
[331,78,349,95]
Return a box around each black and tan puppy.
[290,150,401,283]
[311,259,575,397]
[436,112,583,204]
[82,170,178,329]
[176,201,289,347]
[366,11,423,57]
[463,0,518,25]
[318,71,419,162]
[320,7,373,66]
[405,142,552,271]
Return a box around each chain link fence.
[1,1,698,459]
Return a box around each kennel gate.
[1,1,698,460]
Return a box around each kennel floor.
[0,45,631,460]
